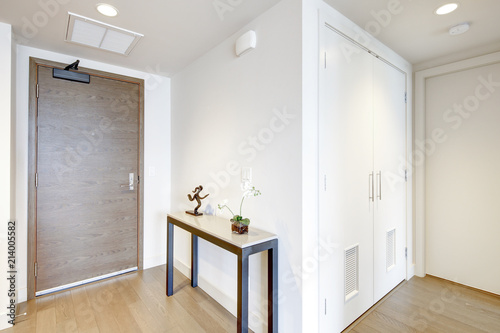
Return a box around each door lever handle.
[120,173,135,191]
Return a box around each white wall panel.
[171,1,302,332]
[425,62,500,294]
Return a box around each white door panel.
[319,27,374,332]
[373,59,407,302]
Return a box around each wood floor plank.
[376,298,433,332]
[102,283,144,333]
[7,268,499,333]
[127,300,166,333]
[347,276,500,333]
[35,294,54,313]
[387,287,485,332]
[174,287,230,333]
[137,268,207,333]
[149,265,237,332]
[70,286,99,333]
[85,281,121,333]
[55,318,78,333]
[349,320,384,333]
[35,307,56,333]
[55,291,75,323]
[370,310,417,332]
[124,270,179,331]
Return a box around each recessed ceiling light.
[449,22,470,35]
[435,3,459,15]
[96,3,118,17]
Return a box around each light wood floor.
[5,267,500,332]
[346,275,500,333]
[6,266,248,333]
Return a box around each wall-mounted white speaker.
[235,30,256,57]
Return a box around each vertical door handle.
[377,171,382,200]
[369,172,374,202]
[120,173,135,190]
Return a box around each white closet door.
[373,59,407,302]
[319,27,374,332]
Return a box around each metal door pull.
[369,172,374,202]
[377,171,382,200]
[120,173,135,190]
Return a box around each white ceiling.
[0,0,281,76]
[323,0,500,69]
[1,0,499,75]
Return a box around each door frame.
[27,57,145,299]
[414,51,500,278]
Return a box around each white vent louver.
[386,229,396,271]
[65,12,143,56]
[344,244,359,302]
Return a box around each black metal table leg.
[191,234,198,288]
[167,222,174,296]
[237,250,249,333]
[268,241,278,332]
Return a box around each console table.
[166,212,278,333]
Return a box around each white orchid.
[243,186,261,198]
[218,183,261,226]
[217,199,235,216]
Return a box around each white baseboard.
[144,253,166,270]
[17,287,27,303]
[0,312,13,330]
[408,263,416,279]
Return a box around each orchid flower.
[218,183,261,224]
[217,199,235,216]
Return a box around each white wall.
[0,22,14,330]
[171,0,302,332]
[301,1,322,331]
[15,45,171,302]
[421,58,500,294]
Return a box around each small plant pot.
[231,219,249,234]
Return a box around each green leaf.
[241,218,250,226]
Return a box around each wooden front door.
[31,59,144,296]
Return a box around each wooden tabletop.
[167,212,277,248]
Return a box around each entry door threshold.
[36,267,138,296]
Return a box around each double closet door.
[319,26,407,332]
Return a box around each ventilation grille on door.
[344,244,359,302]
[386,229,396,271]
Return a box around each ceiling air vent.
[65,12,143,56]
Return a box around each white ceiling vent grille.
[344,244,359,302]
[65,12,143,56]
